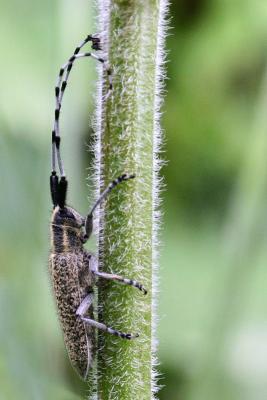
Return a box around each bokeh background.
[1,0,267,399]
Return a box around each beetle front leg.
[76,293,139,340]
[84,174,135,241]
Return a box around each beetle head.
[51,206,86,252]
[53,206,85,230]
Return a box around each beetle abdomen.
[49,252,94,379]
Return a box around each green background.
[1,0,267,399]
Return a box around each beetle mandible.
[49,35,147,380]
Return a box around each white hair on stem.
[90,0,169,398]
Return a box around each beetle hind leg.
[80,317,139,340]
[76,294,139,340]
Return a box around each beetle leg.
[80,317,139,340]
[76,294,138,340]
[76,293,94,316]
[93,271,147,295]
[84,174,135,240]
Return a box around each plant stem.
[93,0,168,398]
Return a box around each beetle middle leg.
[76,294,139,340]
[86,253,147,295]
[93,271,147,295]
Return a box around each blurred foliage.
[165,0,267,219]
[1,0,267,399]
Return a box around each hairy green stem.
[92,0,168,398]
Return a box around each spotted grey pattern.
[49,234,95,379]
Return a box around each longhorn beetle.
[49,35,147,380]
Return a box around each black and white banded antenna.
[50,35,112,209]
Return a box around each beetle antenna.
[50,35,111,208]
[52,36,112,181]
